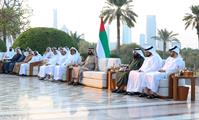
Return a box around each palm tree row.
[100,1,199,53]
[152,29,179,58]
[183,5,199,48]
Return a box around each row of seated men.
[37,46,98,86]
[0,47,42,75]
[0,45,185,99]
[0,46,98,86]
[112,45,185,99]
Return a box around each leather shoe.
[124,92,129,95]
[73,82,79,86]
[112,89,118,93]
[138,93,148,97]
[116,89,125,93]
[68,81,74,85]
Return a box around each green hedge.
[13,27,78,53]
[0,40,6,52]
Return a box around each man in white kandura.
[126,45,163,96]
[143,46,185,99]
[42,47,53,60]
[67,47,82,85]
[38,48,60,80]
[52,48,71,81]
[19,51,42,76]
[2,47,15,61]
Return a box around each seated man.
[8,49,26,74]
[2,47,15,61]
[3,48,22,74]
[51,48,71,81]
[143,46,185,99]
[112,48,145,93]
[19,51,42,76]
[38,48,59,80]
[126,45,163,96]
[42,47,54,60]
[13,50,33,74]
[1,47,15,73]
[69,47,97,86]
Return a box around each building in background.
[146,15,156,49]
[61,25,69,33]
[53,9,58,28]
[139,34,146,47]
[122,24,132,44]
[156,40,181,51]
[109,42,117,50]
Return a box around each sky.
[27,0,199,49]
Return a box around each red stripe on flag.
[99,18,105,32]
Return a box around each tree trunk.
[116,15,120,53]
[197,33,199,49]
[196,24,199,49]
[163,40,166,59]
[3,25,7,43]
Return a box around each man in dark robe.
[3,48,22,74]
[112,48,144,93]
[9,50,26,74]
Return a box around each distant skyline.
[146,15,156,49]
[28,0,199,49]
[122,24,132,44]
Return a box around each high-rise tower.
[146,15,156,49]
[122,24,132,44]
[53,9,58,28]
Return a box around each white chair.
[81,58,121,88]
[158,60,186,97]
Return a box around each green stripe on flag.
[99,30,110,57]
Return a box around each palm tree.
[100,0,137,53]
[183,5,199,48]
[152,29,179,58]
[69,31,84,43]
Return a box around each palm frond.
[100,0,137,26]
[113,0,127,7]
[155,29,178,42]
[192,21,197,29]
[151,36,161,40]
[103,16,109,23]
[172,38,180,42]
[185,19,193,29]
[183,5,199,30]
[183,14,193,21]
[121,15,134,27]
[191,5,199,15]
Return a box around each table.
[107,70,116,90]
[66,67,73,82]
[173,76,198,101]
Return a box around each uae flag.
[96,18,110,58]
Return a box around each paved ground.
[0,74,199,120]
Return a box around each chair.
[0,52,5,73]
[81,58,121,88]
[62,66,72,82]
[158,60,186,98]
[27,61,43,76]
